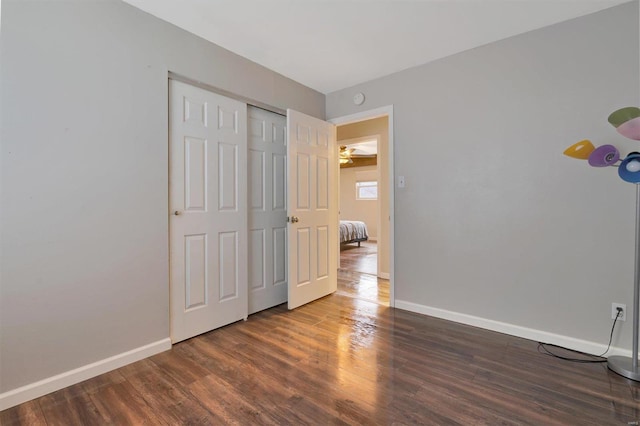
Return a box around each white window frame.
[356,180,378,200]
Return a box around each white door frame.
[329,105,395,308]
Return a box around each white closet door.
[248,106,288,314]
[287,109,338,309]
[169,79,247,343]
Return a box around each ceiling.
[345,140,378,156]
[123,0,627,94]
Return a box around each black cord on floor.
[537,310,621,363]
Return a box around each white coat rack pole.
[607,183,640,381]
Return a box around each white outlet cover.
[612,303,626,321]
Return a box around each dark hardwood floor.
[3,271,640,424]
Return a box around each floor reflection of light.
[355,275,378,300]
[336,315,378,408]
[333,242,388,410]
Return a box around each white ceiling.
[123,0,627,94]
[345,140,378,156]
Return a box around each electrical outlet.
[612,303,626,321]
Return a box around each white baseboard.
[395,300,631,358]
[0,338,171,411]
[378,272,390,279]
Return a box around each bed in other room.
[339,220,369,247]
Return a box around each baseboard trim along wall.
[0,338,172,411]
[395,300,632,359]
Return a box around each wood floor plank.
[88,381,164,425]
[122,359,215,424]
[38,392,106,426]
[0,400,47,426]
[36,370,127,410]
[147,347,212,387]
[187,374,283,425]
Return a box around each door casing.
[329,106,395,307]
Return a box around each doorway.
[331,108,394,307]
[338,136,379,277]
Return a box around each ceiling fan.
[339,146,354,164]
[339,144,378,165]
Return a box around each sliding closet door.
[248,106,288,314]
[169,79,248,343]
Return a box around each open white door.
[287,109,337,309]
[169,79,248,343]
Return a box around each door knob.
[174,210,181,216]
[291,216,299,223]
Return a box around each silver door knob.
[291,216,299,223]
[174,210,181,216]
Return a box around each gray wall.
[327,2,640,350]
[0,0,323,393]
